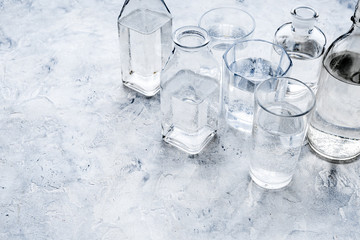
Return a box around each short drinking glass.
[250,77,315,189]
[222,39,292,132]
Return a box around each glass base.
[122,72,160,97]
[162,126,216,154]
[226,118,252,133]
[249,169,292,190]
[123,81,159,97]
[307,125,360,163]
[308,140,360,164]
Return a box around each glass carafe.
[118,0,173,96]
[160,26,221,154]
[307,1,360,162]
[274,6,326,92]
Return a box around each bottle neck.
[352,1,360,27]
[175,45,208,53]
[173,26,210,52]
[291,6,318,36]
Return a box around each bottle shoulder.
[118,8,172,34]
[118,0,172,21]
[275,23,326,44]
[161,49,221,84]
[326,25,360,55]
[170,48,219,66]
[274,23,326,59]
[323,26,360,85]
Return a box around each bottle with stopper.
[307,1,360,162]
[274,6,326,92]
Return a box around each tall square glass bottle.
[118,0,173,96]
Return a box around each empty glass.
[199,7,255,62]
[222,39,292,132]
[250,77,315,189]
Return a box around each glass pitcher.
[307,1,360,162]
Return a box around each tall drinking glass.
[222,39,292,132]
[199,7,255,63]
[250,77,315,189]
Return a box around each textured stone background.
[0,0,359,239]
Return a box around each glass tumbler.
[250,77,315,190]
[222,39,292,132]
[199,7,255,63]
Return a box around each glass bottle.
[160,26,221,154]
[117,0,173,97]
[274,6,326,92]
[307,1,360,162]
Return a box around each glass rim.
[291,6,319,20]
[198,7,256,42]
[173,26,210,49]
[254,77,316,118]
[222,39,293,78]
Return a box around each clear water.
[275,34,325,93]
[287,52,322,93]
[308,51,360,161]
[224,58,283,132]
[161,70,219,154]
[118,9,172,96]
[250,102,305,189]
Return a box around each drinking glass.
[250,77,315,189]
[199,7,255,62]
[222,39,292,132]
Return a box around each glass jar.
[274,6,326,93]
[160,26,221,154]
[117,0,173,96]
[307,1,360,162]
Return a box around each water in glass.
[161,70,219,154]
[250,102,305,189]
[224,58,283,132]
[308,51,360,160]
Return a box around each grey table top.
[1,0,359,239]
